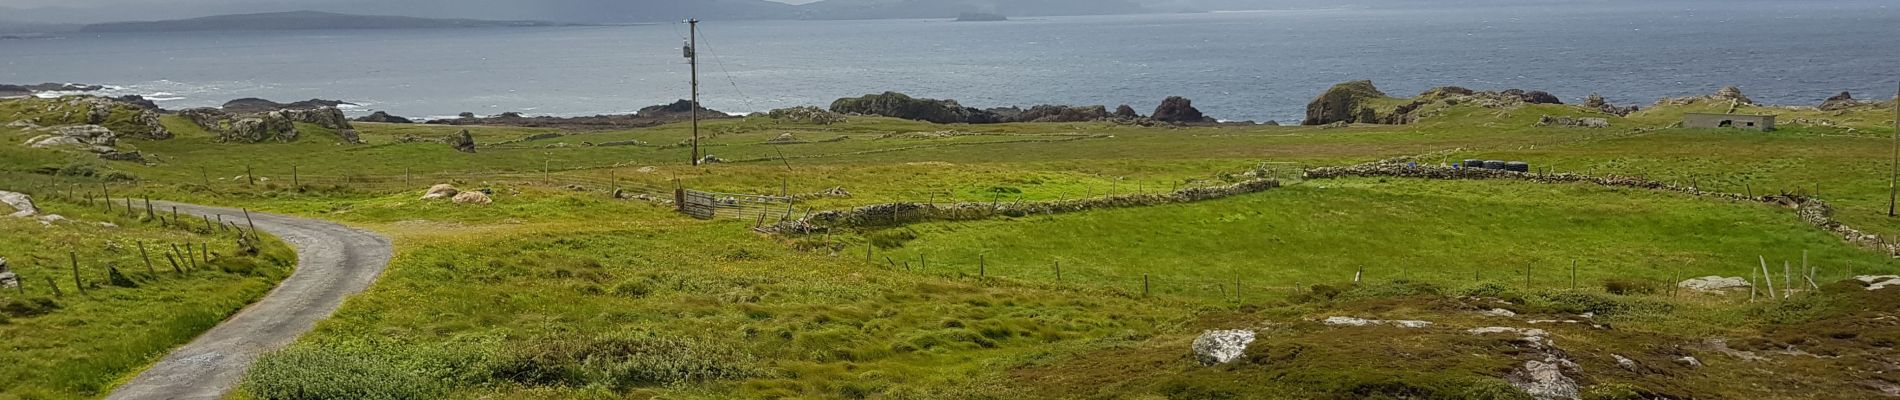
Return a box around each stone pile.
[1468,327,1580,400]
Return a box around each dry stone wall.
[1304,162,1899,258]
[777,179,1281,233]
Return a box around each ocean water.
[3,1,1897,123]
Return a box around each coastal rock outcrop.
[354,111,413,123]
[1113,105,1141,119]
[766,106,847,125]
[1303,80,1392,125]
[1584,93,1639,116]
[990,105,1112,123]
[830,92,1000,124]
[221,98,353,113]
[185,106,358,143]
[1151,96,1214,123]
[424,101,734,129]
[223,111,298,143]
[1818,92,1861,111]
[1657,86,1754,107]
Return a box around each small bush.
[1535,292,1672,317]
[613,281,653,298]
[243,346,444,400]
[1,297,60,318]
[867,229,918,249]
[1601,278,1658,295]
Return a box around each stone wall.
[1304,162,1898,258]
[776,179,1282,233]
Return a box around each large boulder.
[452,191,492,205]
[1113,104,1141,119]
[1191,330,1255,366]
[0,258,15,289]
[449,129,477,153]
[421,184,458,200]
[829,92,1000,124]
[353,111,413,124]
[283,107,354,131]
[222,111,298,143]
[1303,80,1391,125]
[1152,96,1214,123]
[0,190,38,217]
[1677,276,1750,293]
[1819,91,1861,111]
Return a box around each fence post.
[202,242,210,264]
[165,251,181,273]
[46,277,60,297]
[292,164,299,187]
[1054,261,1061,281]
[101,183,111,212]
[246,165,255,186]
[144,197,155,221]
[138,241,154,275]
[1143,274,1150,297]
[979,255,986,278]
[185,245,198,271]
[1570,260,1577,290]
[69,251,84,294]
[243,208,257,232]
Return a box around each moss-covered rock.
[829,92,999,124]
[1303,80,1396,125]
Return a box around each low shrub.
[1,297,60,318]
[485,334,763,389]
[243,346,444,400]
[1601,278,1658,295]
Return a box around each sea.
[3,1,1897,123]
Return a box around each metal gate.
[676,189,793,220]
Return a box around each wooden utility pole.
[686,19,702,166]
[1889,82,1898,217]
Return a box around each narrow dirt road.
[106,202,391,400]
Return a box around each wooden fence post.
[243,208,257,232]
[292,164,299,187]
[165,252,181,273]
[184,245,197,271]
[144,197,155,221]
[1054,261,1061,281]
[69,251,84,294]
[138,241,154,275]
[1759,256,1776,300]
[45,277,60,297]
[201,242,210,264]
[246,165,255,186]
[1143,274,1150,297]
[979,255,986,278]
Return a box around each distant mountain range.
[0,0,1684,33]
[79,11,579,33]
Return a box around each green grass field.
[0,193,294,400]
[3,93,1899,399]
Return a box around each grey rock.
[1191,329,1256,366]
[0,190,35,217]
[1678,276,1751,293]
[449,129,477,153]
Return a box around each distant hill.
[793,0,1148,20]
[79,11,578,33]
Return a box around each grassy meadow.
[0,192,295,400]
[2,92,1899,399]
